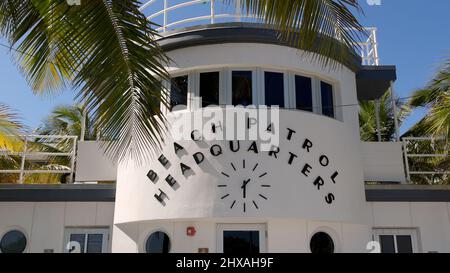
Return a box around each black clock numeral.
[252,163,258,171]
[243,159,245,169]
[221,194,230,200]
[259,194,268,200]
[221,172,230,178]
[253,200,259,209]
[218,185,227,188]
[259,172,268,178]
[243,202,246,212]
[231,162,236,171]
[261,185,271,187]
[230,200,236,209]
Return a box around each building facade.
[1,1,449,254]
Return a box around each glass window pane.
[232,71,252,106]
[223,231,260,254]
[396,235,413,253]
[0,230,27,253]
[264,72,284,107]
[321,81,334,118]
[145,232,171,253]
[200,72,220,107]
[69,234,86,253]
[87,234,104,253]
[295,75,313,112]
[309,232,335,254]
[379,235,395,253]
[170,75,188,110]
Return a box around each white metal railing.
[402,137,450,183]
[0,135,77,184]
[140,0,380,66]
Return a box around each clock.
[218,159,271,212]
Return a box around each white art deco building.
[1,0,449,254]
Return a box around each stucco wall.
[0,202,115,253]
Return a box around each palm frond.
[1,0,170,163]
[0,103,24,150]
[239,0,365,68]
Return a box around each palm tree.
[0,104,23,183]
[359,92,410,142]
[405,60,450,184]
[409,60,450,138]
[0,0,365,163]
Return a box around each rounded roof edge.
[157,23,362,72]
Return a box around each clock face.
[218,159,271,213]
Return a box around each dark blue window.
[321,81,334,118]
[264,72,284,107]
[295,75,313,112]
[170,75,188,110]
[223,231,260,254]
[145,232,171,253]
[200,72,220,107]
[232,71,252,106]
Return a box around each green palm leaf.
[1,0,170,163]
[239,0,364,68]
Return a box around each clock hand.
[241,179,251,198]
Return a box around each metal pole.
[70,137,77,183]
[163,0,167,32]
[372,28,380,65]
[390,81,400,142]
[236,0,241,22]
[80,108,87,142]
[402,138,411,183]
[211,0,215,24]
[19,136,28,184]
[375,99,382,142]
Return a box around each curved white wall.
[165,43,360,141]
[114,109,369,226]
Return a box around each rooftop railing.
[402,137,450,184]
[140,0,380,66]
[0,135,77,184]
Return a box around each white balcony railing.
[0,135,77,184]
[402,137,450,184]
[140,0,380,66]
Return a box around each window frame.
[373,228,420,253]
[169,74,190,112]
[165,67,341,121]
[143,229,172,253]
[63,227,110,253]
[0,228,28,253]
[216,224,267,253]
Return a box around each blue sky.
[0,0,449,133]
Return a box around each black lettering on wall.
[268,145,280,158]
[165,174,177,187]
[180,163,192,176]
[313,176,325,190]
[286,128,296,140]
[154,189,168,204]
[331,171,338,184]
[191,130,202,141]
[146,170,158,183]
[247,141,259,154]
[319,155,329,167]
[193,152,205,165]
[158,154,170,168]
[210,145,223,156]
[325,193,335,204]
[247,117,257,129]
[301,164,312,177]
[211,122,222,134]
[174,143,185,155]
[229,141,240,152]
[302,139,313,152]
[288,152,298,165]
